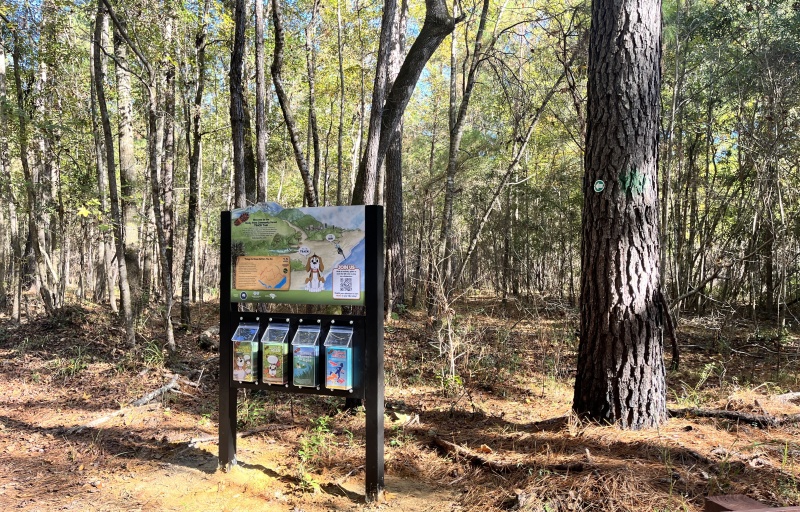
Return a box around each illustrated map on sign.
[231,202,366,305]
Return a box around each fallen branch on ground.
[431,436,586,474]
[130,377,179,406]
[774,392,800,403]
[669,407,800,428]
[67,377,179,434]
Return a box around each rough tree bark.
[572,0,667,429]
[384,0,408,314]
[230,0,257,208]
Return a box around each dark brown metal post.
[219,211,237,469]
[364,205,385,501]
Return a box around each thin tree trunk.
[93,2,135,345]
[0,36,19,319]
[181,0,210,327]
[147,88,176,353]
[271,0,317,206]
[336,0,345,206]
[305,0,322,202]
[12,20,56,314]
[230,0,257,208]
[90,26,118,313]
[161,15,176,287]
[102,0,173,350]
[255,0,270,202]
[114,22,143,314]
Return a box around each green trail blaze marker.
[593,180,605,193]
[619,166,649,196]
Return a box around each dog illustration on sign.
[304,254,325,292]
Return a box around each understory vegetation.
[1,299,799,511]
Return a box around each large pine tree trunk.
[572,0,667,429]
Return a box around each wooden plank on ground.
[705,495,800,512]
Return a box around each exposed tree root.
[431,436,587,474]
[669,407,800,428]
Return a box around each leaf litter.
[0,300,799,511]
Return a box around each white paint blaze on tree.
[573,0,667,429]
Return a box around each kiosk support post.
[364,205,385,501]
[219,211,237,469]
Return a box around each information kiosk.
[218,203,384,501]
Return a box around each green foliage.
[236,392,274,429]
[674,362,718,407]
[142,340,167,369]
[296,416,333,493]
[51,346,89,379]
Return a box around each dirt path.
[0,306,458,512]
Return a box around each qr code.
[340,277,353,292]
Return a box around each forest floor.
[1,298,800,511]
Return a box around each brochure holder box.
[261,322,290,385]
[291,325,321,388]
[232,322,260,383]
[324,327,354,390]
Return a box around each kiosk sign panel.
[230,202,366,305]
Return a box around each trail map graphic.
[230,202,366,305]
